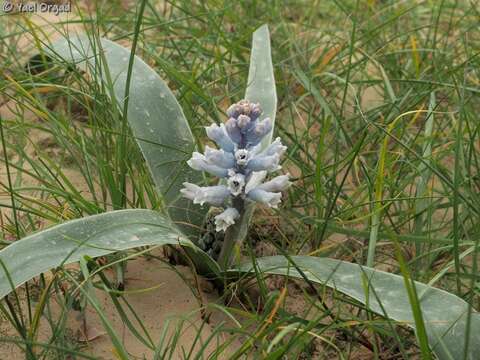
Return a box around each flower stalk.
[217,197,246,269]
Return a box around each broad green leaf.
[0,209,219,299]
[235,256,480,360]
[245,24,277,148]
[47,37,206,238]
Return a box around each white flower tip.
[245,171,268,194]
[204,123,218,133]
[268,193,282,208]
[214,207,240,232]
[187,152,205,168]
[227,172,246,196]
[180,182,200,201]
[204,145,215,153]
[187,157,202,170]
[193,198,205,206]
[235,149,250,166]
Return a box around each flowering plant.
[180,100,291,266]
[0,25,471,360]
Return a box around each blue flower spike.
[181,100,290,233]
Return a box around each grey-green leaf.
[235,256,480,360]
[47,37,206,237]
[0,209,218,300]
[245,24,277,148]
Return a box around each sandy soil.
[0,249,230,359]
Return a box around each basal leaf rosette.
[180,100,290,234]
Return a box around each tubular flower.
[187,152,229,178]
[180,99,291,232]
[180,183,230,206]
[246,188,282,208]
[214,207,240,232]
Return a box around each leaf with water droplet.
[47,37,207,238]
[0,210,219,300]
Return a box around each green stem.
[217,198,251,270]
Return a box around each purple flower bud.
[250,103,262,120]
[237,114,252,131]
[237,99,251,115]
[246,117,272,146]
[225,118,242,144]
[226,104,240,118]
[254,117,272,137]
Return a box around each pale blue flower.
[247,188,282,208]
[187,152,229,178]
[246,117,272,146]
[214,207,240,232]
[225,118,242,144]
[180,182,230,206]
[261,137,287,157]
[205,123,235,152]
[245,171,267,194]
[246,153,281,172]
[204,146,235,169]
[256,174,291,192]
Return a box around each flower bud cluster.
[181,100,290,232]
